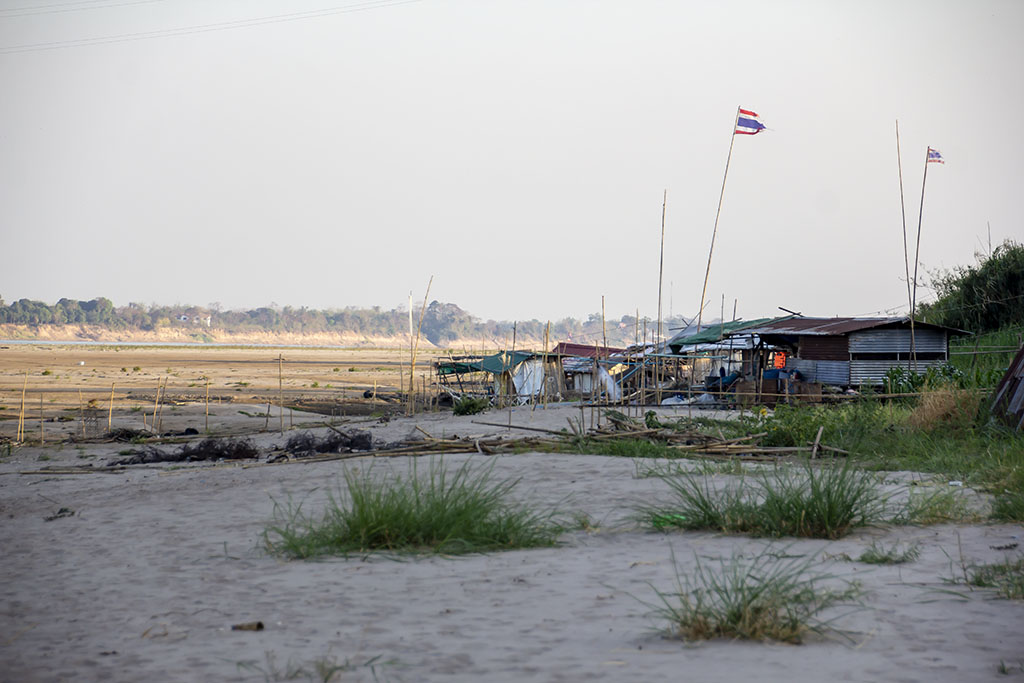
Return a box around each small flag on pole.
[735,108,766,135]
[927,147,945,164]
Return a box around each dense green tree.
[919,239,1024,333]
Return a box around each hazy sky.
[1,0,1021,325]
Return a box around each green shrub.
[453,396,490,416]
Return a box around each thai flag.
[927,147,945,164]
[735,108,766,136]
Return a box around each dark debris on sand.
[282,429,373,458]
[110,437,261,466]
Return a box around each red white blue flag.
[735,108,766,135]
[927,147,945,164]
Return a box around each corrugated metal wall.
[785,359,850,385]
[798,336,848,360]
[850,359,948,385]
[848,328,947,354]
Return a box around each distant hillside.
[0,297,694,349]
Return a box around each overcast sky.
[1,0,1021,325]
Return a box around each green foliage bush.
[453,396,490,416]
[920,239,1024,333]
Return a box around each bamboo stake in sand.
[204,377,210,433]
[18,372,27,442]
[151,380,162,433]
[40,394,44,444]
[408,276,434,417]
[278,354,284,434]
[108,382,115,433]
[78,389,86,438]
[156,377,168,433]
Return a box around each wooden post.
[39,394,44,444]
[108,382,115,433]
[278,354,284,433]
[264,402,271,431]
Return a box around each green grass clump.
[647,547,862,643]
[641,461,884,539]
[992,493,1024,522]
[265,458,562,558]
[452,396,490,416]
[897,487,976,525]
[857,540,921,565]
[962,556,1024,600]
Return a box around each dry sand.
[2,403,1023,682]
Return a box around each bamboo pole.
[696,106,742,332]
[278,354,284,433]
[18,372,27,442]
[204,377,210,433]
[39,394,44,444]
[108,382,115,433]
[909,146,933,373]
[508,321,517,429]
[656,189,667,406]
[895,120,913,333]
[408,276,433,416]
[156,376,167,433]
[151,379,162,433]
[78,389,86,438]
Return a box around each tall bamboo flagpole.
[657,190,667,406]
[696,107,742,333]
[910,146,943,371]
[895,120,916,372]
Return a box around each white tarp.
[573,365,622,401]
[512,359,545,397]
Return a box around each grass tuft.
[992,493,1024,522]
[646,546,862,643]
[264,458,562,557]
[951,555,1024,600]
[908,387,983,430]
[640,461,884,539]
[856,540,921,565]
[896,487,976,525]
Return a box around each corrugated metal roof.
[740,317,967,337]
[550,342,625,358]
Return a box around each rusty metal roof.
[737,316,966,337]
[550,342,625,358]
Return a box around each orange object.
[773,352,787,369]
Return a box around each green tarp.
[436,351,534,376]
[667,316,784,352]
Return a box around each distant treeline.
[0,297,692,348]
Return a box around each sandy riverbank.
[1,403,1022,682]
